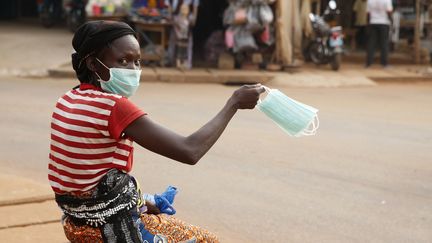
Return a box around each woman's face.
[95,35,141,81]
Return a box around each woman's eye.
[120,59,128,65]
[135,60,141,66]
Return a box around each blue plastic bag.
[154,186,178,215]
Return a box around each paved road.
[0,21,72,76]
[0,76,431,242]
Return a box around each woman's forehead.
[106,35,140,57]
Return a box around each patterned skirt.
[62,213,219,243]
[59,169,218,242]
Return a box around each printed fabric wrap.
[55,169,142,243]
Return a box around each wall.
[0,0,39,19]
[0,0,18,19]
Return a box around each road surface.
[0,76,431,242]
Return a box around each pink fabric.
[225,30,234,49]
[261,25,270,44]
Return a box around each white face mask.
[95,58,141,98]
[257,86,319,137]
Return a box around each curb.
[47,67,276,84]
[370,76,432,83]
[0,219,60,230]
[0,195,54,207]
[46,65,432,86]
[47,68,75,79]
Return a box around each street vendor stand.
[131,19,172,66]
[127,2,172,66]
[85,0,172,66]
[413,0,432,64]
[85,0,130,21]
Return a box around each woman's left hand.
[145,200,161,214]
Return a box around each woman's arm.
[124,84,264,165]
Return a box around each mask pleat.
[257,89,319,137]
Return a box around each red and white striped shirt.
[48,83,146,194]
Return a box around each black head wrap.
[71,21,136,83]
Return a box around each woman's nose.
[127,63,140,70]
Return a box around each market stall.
[81,0,303,69]
[222,0,276,69]
[314,0,432,64]
[85,0,171,65]
[85,0,131,21]
[129,2,171,66]
[413,0,432,63]
[196,0,303,70]
[133,20,171,66]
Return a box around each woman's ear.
[86,57,98,72]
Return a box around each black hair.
[73,43,113,86]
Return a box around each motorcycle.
[65,0,87,32]
[303,0,344,71]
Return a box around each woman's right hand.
[230,84,266,110]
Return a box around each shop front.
[82,0,303,70]
[2,0,304,70]
[313,0,432,64]
[0,0,39,19]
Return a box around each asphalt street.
[0,76,431,242]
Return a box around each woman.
[48,20,264,242]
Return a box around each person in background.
[165,0,200,69]
[366,0,393,68]
[390,2,401,52]
[353,0,368,49]
[174,4,191,69]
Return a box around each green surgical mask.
[95,58,141,98]
[257,86,319,137]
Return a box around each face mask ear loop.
[302,115,320,136]
[95,71,109,83]
[95,58,110,83]
[96,58,110,70]
[313,116,320,131]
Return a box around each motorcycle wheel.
[302,41,313,62]
[309,42,325,65]
[331,53,341,71]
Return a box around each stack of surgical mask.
[256,86,319,137]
